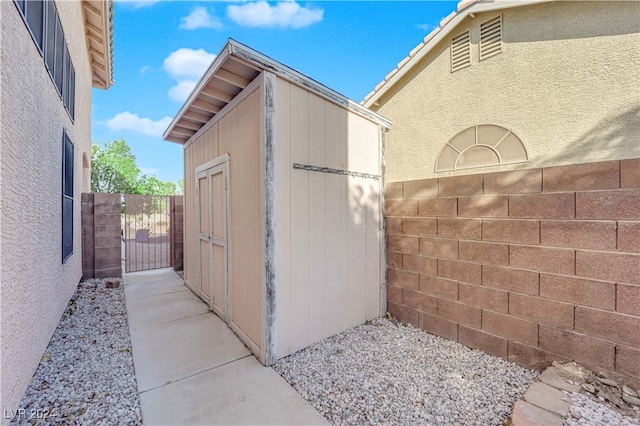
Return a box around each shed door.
[196,161,229,319]
[197,170,212,302]
[209,165,228,318]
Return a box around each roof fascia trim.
[182,72,263,149]
[104,0,114,87]
[228,41,391,129]
[164,40,391,142]
[85,0,114,89]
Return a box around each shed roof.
[82,0,114,89]
[362,0,553,108]
[164,39,391,145]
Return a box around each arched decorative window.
[435,124,528,172]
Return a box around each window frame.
[44,0,57,76]
[53,13,64,97]
[14,0,25,14]
[14,0,74,121]
[62,45,70,110]
[62,131,74,263]
[68,65,76,119]
[24,0,45,55]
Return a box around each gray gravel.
[565,390,640,426]
[10,278,142,426]
[273,318,538,425]
[16,279,634,426]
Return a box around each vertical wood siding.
[184,87,262,349]
[275,77,383,357]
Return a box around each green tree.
[91,139,179,195]
[138,175,177,195]
[91,139,141,194]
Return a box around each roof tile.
[397,56,411,69]
[409,42,425,57]
[385,67,399,81]
[424,26,442,44]
[457,0,478,12]
[363,90,376,102]
[440,11,457,27]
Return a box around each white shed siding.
[274,77,383,358]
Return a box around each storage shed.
[163,40,391,365]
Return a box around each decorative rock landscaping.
[511,361,640,426]
[9,289,639,426]
[9,278,141,426]
[274,317,538,425]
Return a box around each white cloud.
[163,48,216,80]
[163,48,216,102]
[227,1,323,29]
[106,112,173,137]
[180,7,222,30]
[115,0,159,9]
[140,65,153,75]
[417,23,437,32]
[168,80,197,102]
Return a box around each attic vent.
[451,31,471,72]
[480,15,502,61]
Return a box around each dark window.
[14,0,25,14]
[53,14,64,96]
[16,0,74,117]
[44,0,56,74]
[63,45,70,108]
[69,66,76,119]
[25,0,44,51]
[62,131,74,262]
[62,44,75,120]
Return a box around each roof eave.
[163,40,391,145]
[226,40,392,129]
[83,0,114,90]
[162,43,234,142]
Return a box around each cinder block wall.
[385,159,639,388]
[171,195,184,271]
[82,193,95,278]
[81,193,122,278]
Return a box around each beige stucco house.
[0,0,113,420]
[364,0,640,182]
[366,0,640,387]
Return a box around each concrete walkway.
[123,269,327,425]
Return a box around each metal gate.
[123,195,172,272]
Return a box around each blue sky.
[91,0,458,185]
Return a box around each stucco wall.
[373,1,640,183]
[0,1,93,420]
